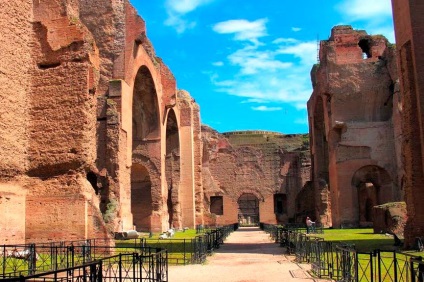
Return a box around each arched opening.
[132,65,160,149]
[131,65,159,232]
[358,182,378,222]
[358,38,372,59]
[165,109,180,229]
[86,171,98,195]
[131,163,152,231]
[237,193,259,226]
[352,165,393,225]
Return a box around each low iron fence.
[144,224,237,265]
[260,223,424,282]
[3,251,168,282]
[1,224,237,279]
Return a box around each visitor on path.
[306,216,315,234]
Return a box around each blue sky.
[132,0,394,134]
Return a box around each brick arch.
[352,165,393,224]
[165,108,181,228]
[234,190,264,202]
[132,65,160,142]
[351,165,392,188]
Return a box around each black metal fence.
[260,223,424,282]
[1,224,237,280]
[144,224,237,265]
[3,251,168,282]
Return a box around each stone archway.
[165,109,180,229]
[131,65,161,232]
[131,163,152,231]
[132,65,160,145]
[352,165,393,225]
[238,193,259,226]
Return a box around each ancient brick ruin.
[2,0,424,250]
[0,0,202,244]
[202,128,310,225]
[1,0,307,244]
[308,26,403,228]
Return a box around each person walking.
[306,216,315,234]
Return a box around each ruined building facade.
[391,0,424,247]
[202,128,310,226]
[0,0,202,244]
[308,26,403,228]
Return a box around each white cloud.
[228,47,292,75]
[212,19,268,44]
[166,0,213,14]
[209,18,317,113]
[164,0,214,33]
[272,38,298,44]
[337,0,393,21]
[212,61,224,67]
[251,106,282,112]
[336,0,395,43]
[291,27,302,32]
[277,41,318,67]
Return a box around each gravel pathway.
[168,227,326,282]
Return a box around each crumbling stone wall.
[308,26,402,228]
[0,0,202,243]
[202,127,310,225]
[391,0,424,248]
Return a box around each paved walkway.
[168,227,327,282]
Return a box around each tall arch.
[165,109,180,228]
[132,65,160,147]
[131,163,152,231]
[352,165,393,224]
[131,65,160,232]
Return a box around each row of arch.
[130,65,181,231]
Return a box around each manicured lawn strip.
[311,228,396,252]
[307,228,424,281]
[115,229,205,265]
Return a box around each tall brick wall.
[202,127,310,225]
[391,0,424,247]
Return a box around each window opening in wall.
[358,38,372,59]
[210,196,223,215]
[274,194,287,214]
[87,172,98,194]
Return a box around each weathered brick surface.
[308,26,402,228]
[391,0,424,247]
[0,0,32,177]
[202,127,310,225]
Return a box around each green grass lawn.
[311,228,424,256]
[305,228,424,282]
[115,229,205,265]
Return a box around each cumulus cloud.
[210,18,318,114]
[212,19,268,44]
[166,0,214,14]
[251,106,282,112]
[228,47,292,75]
[291,27,302,32]
[165,0,215,33]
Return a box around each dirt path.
[168,227,326,282]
